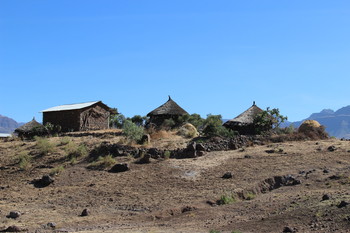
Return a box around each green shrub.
[88,155,116,170]
[49,165,65,176]
[35,136,55,155]
[203,114,236,138]
[254,108,288,134]
[245,192,256,200]
[122,120,144,143]
[65,141,88,161]
[162,118,176,128]
[209,230,221,233]
[17,151,31,170]
[164,150,171,159]
[218,194,236,205]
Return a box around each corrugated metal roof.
[41,101,100,112]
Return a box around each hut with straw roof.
[223,101,265,135]
[41,101,112,132]
[14,118,47,138]
[147,96,189,127]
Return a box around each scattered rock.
[322,194,330,201]
[222,172,233,179]
[329,175,341,180]
[140,134,151,145]
[206,200,217,207]
[81,208,90,216]
[323,169,329,174]
[6,211,21,219]
[196,143,206,151]
[265,149,275,154]
[181,206,197,213]
[244,155,252,159]
[337,201,349,208]
[1,225,23,232]
[109,163,129,173]
[136,153,151,164]
[31,175,54,188]
[46,222,56,229]
[282,226,297,232]
[327,146,336,152]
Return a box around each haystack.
[177,123,199,138]
[298,120,321,133]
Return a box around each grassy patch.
[218,194,236,205]
[245,192,256,200]
[35,136,55,155]
[17,151,31,170]
[164,150,171,159]
[49,165,65,176]
[88,155,116,170]
[65,141,88,162]
[59,136,71,146]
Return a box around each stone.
[222,172,233,179]
[323,169,329,174]
[31,175,54,188]
[181,206,197,213]
[140,134,151,145]
[3,226,22,232]
[327,146,336,152]
[81,208,90,216]
[282,226,297,232]
[196,143,206,151]
[244,155,252,159]
[337,201,349,208]
[137,153,151,164]
[322,194,330,201]
[7,211,21,219]
[109,163,129,173]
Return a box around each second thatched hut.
[14,118,47,138]
[223,102,264,135]
[147,96,189,127]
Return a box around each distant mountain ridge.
[0,115,21,134]
[288,105,350,139]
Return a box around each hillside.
[0,132,350,232]
[289,106,350,139]
[0,115,20,134]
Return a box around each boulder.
[81,208,90,216]
[7,211,20,219]
[222,172,233,179]
[109,163,129,173]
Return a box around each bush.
[35,136,55,156]
[218,194,236,205]
[60,137,71,146]
[45,122,61,136]
[245,192,256,200]
[203,114,236,138]
[49,165,65,176]
[65,142,88,161]
[254,108,288,134]
[122,120,144,143]
[17,151,31,170]
[162,118,176,129]
[88,155,116,170]
[164,150,171,159]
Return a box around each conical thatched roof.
[147,96,189,116]
[15,118,45,133]
[224,102,264,127]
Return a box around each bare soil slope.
[0,135,350,233]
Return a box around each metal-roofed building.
[41,101,112,132]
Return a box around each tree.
[203,114,235,138]
[122,120,144,143]
[131,115,147,127]
[253,108,288,134]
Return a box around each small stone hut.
[14,118,47,138]
[41,101,112,132]
[223,102,264,135]
[147,96,189,127]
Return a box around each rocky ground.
[0,132,350,233]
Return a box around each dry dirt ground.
[0,133,350,233]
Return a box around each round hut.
[223,102,265,135]
[14,118,47,138]
[147,96,189,128]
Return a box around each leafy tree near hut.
[130,115,148,127]
[109,108,126,129]
[122,120,144,143]
[178,113,205,130]
[253,108,288,134]
[203,114,236,138]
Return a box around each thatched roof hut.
[42,101,112,132]
[14,118,47,138]
[223,102,264,135]
[147,96,189,127]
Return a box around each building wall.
[43,110,81,132]
[80,105,110,131]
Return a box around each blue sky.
[1,1,350,123]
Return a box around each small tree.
[110,113,126,129]
[253,108,288,134]
[203,114,235,138]
[131,115,147,127]
[122,120,144,143]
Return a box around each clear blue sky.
[1,1,350,123]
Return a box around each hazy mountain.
[287,106,350,139]
[0,115,20,134]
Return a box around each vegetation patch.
[49,165,65,176]
[16,151,32,170]
[88,155,116,170]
